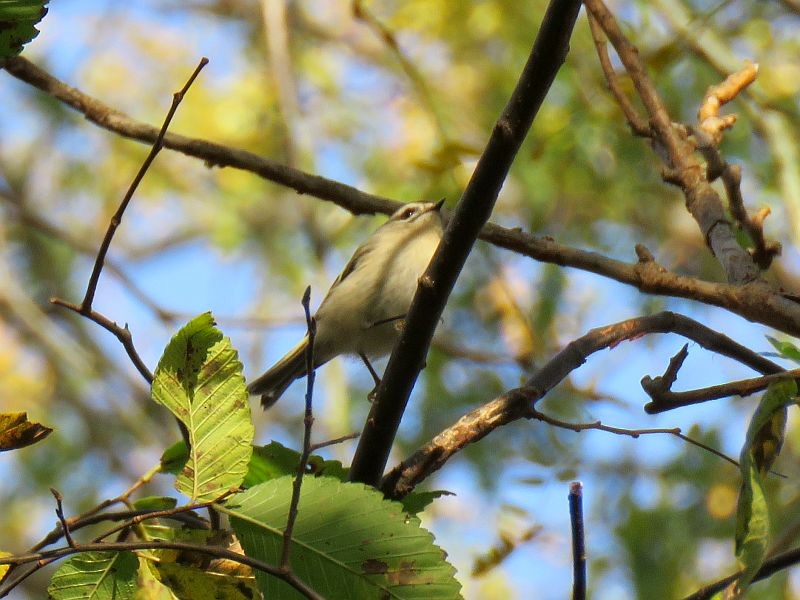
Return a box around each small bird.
[248,199,445,408]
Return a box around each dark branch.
[684,545,800,600]
[569,482,586,600]
[349,0,583,487]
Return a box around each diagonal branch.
[381,311,783,498]
[348,0,583,487]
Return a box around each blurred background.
[2,0,800,597]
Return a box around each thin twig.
[0,540,323,600]
[586,13,650,136]
[50,299,154,382]
[310,432,359,453]
[350,0,583,487]
[49,489,75,549]
[81,57,208,312]
[48,58,208,385]
[569,482,586,600]
[281,286,317,570]
[531,408,752,472]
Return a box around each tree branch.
[6,56,800,335]
[0,540,323,600]
[583,0,762,285]
[381,311,783,497]
[348,0,583,487]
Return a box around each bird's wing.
[323,238,374,300]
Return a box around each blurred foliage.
[2,0,800,598]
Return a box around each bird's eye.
[400,207,415,220]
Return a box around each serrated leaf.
[152,313,254,502]
[0,0,48,58]
[223,476,462,600]
[734,380,798,595]
[244,441,348,487]
[0,411,52,451]
[48,551,138,599]
[765,336,800,365]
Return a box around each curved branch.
[381,311,783,498]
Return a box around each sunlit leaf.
[224,476,462,599]
[152,313,254,502]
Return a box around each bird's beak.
[433,198,445,212]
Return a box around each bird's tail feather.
[247,336,309,408]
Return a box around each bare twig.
[586,13,649,136]
[349,0,583,487]
[49,489,75,549]
[569,482,586,600]
[643,367,800,414]
[309,432,359,453]
[531,408,749,471]
[50,299,154,382]
[382,311,783,497]
[47,58,208,387]
[281,286,317,569]
[80,57,208,312]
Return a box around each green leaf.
[48,551,138,599]
[152,313,254,502]
[734,380,798,595]
[765,336,800,365]
[133,496,178,512]
[244,441,348,487]
[399,490,455,515]
[224,476,462,599]
[159,441,188,476]
[0,0,48,58]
